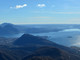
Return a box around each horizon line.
[1,22,80,25]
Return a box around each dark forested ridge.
[0,34,80,60]
[23,47,80,60]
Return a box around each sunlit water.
[62,29,80,32]
[32,29,80,47]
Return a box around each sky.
[0,0,80,24]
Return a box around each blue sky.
[0,0,80,24]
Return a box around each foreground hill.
[13,34,80,55]
[13,34,59,46]
[23,47,80,60]
[0,34,80,60]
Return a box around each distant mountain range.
[0,23,19,36]
[0,23,68,37]
[1,23,80,37]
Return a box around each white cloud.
[10,4,27,9]
[16,4,27,9]
[37,4,46,8]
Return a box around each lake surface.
[32,29,80,47]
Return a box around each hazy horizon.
[1,22,80,25]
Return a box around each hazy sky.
[0,0,80,24]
